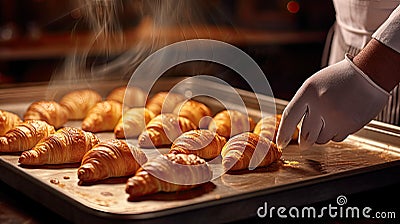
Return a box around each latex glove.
[276,54,389,149]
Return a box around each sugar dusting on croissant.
[208,110,255,139]
[59,89,102,120]
[254,114,299,142]
[24,101,68,129]
[138,114,197,148]
[170,129,226,160]
[19,127,100,165]
[78,139,147,183]
[221,132,282,171]
[0,120,55,152]
[114,108,155,139]
[0,110,22,136]
[82,100,123,133]
[125,153,212,199]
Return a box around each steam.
[47,0,232,92]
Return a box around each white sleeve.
[372,4,400,53]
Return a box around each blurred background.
[0,0,335,101]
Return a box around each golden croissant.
[114,108,155,139]
[170,129,226,160]
[24,101,68,129]
[254,114,299,143]
[145,92,184,115]
[81,100,123,133]
[208,110,255,139]
[221,132,282,171]
[0,120,55,152]
[126,153,212,199]
[0,110,22,136]
[59,89,102,120]
[19,127,100,165]
[138,114,197,148]
[173,100,212,128]
[78,139,147,183]
[106,86,146,108]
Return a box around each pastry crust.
[106,86,146,108]
[0,120,55,152]
[145,92,184,115]
[59,89,102,120]
[82,100,123,133]
[170,129,226,160]
[0,110,22,136]
[208,110,255,139]
[19,127,100,165]
[125,153,212,199]
[221,132,282,171]
[114,108,155,139]
[173,100,212,128]
[24,101,68,129]
[78,139,147,183]
[138,113,197,148]
[254,114,299,142]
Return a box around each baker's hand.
[276,54,389,149]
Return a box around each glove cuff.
[345,54,390,96]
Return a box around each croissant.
[0,120,55,152]
[125,153,212,199]
[221,132,282,171]
[59,89,102,120]
[208,110,255,139]
[145,92,184,115]
[114,108,155,139]
[138,114,197,148]
[0,110,22,136]
[19,127,100,165]
[170,130,226,160]
[106,86,146,108]
[78,139,147,183]
[173,100,212,128]
[253,114,299,142]
[81,100,123,133]
[24,101,68,129]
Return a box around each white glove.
[276,54,389,149]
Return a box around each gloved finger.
[332,133,349,142]
[298,107,324,149]
[315,120,335,144]
[276,98,308,149]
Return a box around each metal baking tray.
[1,77,400,224]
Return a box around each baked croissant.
[81,100,123,133]
[78,139,147,183]
[173,100,212,128]
[221,132,282,171]
[24,101,68,129]
[208,110,255,139]
[170,129,226,160]
[253,114,299,142]
[138,114,197,148]
[59,89,102,120]
[0,110,22,136]
[106,86,146,108]
[114,108,155,139]
[0,120,55,152]
[126,153,212,199]
[19,127,100,165]
[145,92,185,115]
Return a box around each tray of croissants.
[1,78,400,223]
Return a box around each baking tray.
[1,77,400,224]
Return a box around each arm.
[276,5,400,149]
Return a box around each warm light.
[287,1,300,14]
